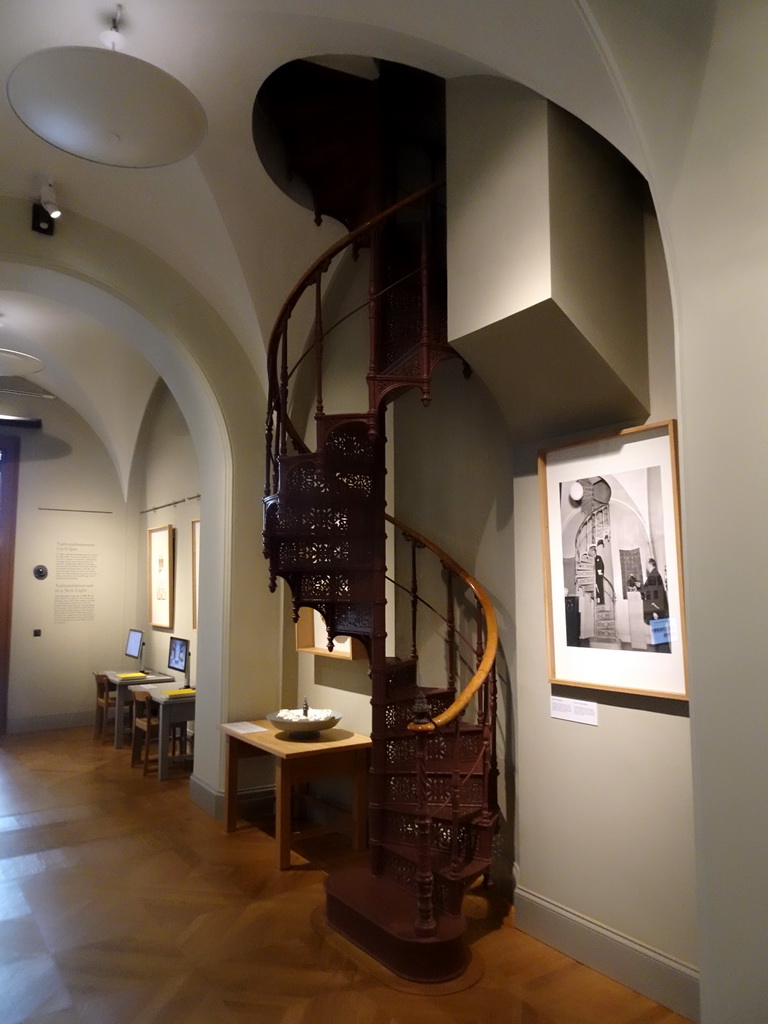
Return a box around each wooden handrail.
[386,513,498,733]
[266,183,442,381]
[265,184,443,465]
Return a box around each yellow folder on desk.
[115,672,146,680]
[163,688,195,698]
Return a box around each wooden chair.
[130,689,159,775]
[94,672,131,745]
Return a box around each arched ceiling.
[0,290,158,495]
[0,0,716,486]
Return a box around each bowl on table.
[266,707,342,740]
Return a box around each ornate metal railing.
[264,182,445,496]
[385,514,498,933]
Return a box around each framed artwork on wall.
[148,524,174,629]
[191,519,200,629]
[539,420,687,698]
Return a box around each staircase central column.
[368,415,389,875]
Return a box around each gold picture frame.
[539,420,687,698]
[148,524,174,630]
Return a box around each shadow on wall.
[7,432,72,461]
[393,355,518,884]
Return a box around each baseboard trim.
[9,711,92,733]
[189,774,223,818]
[188,778,275,821]
[514,887,699,1023]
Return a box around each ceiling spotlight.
[100,3,126,51]
[40,180,61,219]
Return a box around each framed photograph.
[539,420,687,698]
[191,519,200,629]
[148,525,174,629]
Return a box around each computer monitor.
[168,636,190,674]
[125,629,143,660]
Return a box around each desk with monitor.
[102,631,194,762]
[130,682,196,779]
[102,670,174,748]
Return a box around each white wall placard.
[550,695,598,726]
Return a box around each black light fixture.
[31,202,55,236]
[32,180,61,236]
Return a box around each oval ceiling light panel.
[7,47,207,167]
[0,349,44,375]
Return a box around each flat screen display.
[125,629,143,659]
[168,636,189,673]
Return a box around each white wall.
[5,395,129,732]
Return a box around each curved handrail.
[265,183,443,468]
[385,513,498,734]
[266,182,442,384]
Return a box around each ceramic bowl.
[266,710,342,738]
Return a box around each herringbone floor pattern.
[0,727,692,1024]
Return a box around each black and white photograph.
[539,422,687,697]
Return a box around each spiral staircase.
[259,58,500,982]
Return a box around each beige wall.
[5,395,129,732]
[130,383,201,684]
[442,72,696,976]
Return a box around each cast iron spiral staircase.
[262,181,500,981]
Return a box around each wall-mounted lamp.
[40,180,61,219]
[32,179,61,236]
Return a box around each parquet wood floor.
[0,728,693,1024]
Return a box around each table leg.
[224,736,239,832]
[275,759,292,870]
[352,749,369,852]
[114,686,128,749]
[157,702,169,781]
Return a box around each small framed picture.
[148,524,174,629]
[539,421,687,698]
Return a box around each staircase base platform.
[325,863,469,983]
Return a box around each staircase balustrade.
[262,186,499,981]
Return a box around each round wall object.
[7,47,207,167]
[33,564,48,580]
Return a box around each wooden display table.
[221,719,371,869]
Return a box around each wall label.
[550,695,598,726]
[54,542,98,623]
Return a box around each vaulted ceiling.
[0,1,715,489]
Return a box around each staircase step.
[325,864,469,983]
[384,657,418,690]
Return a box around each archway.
[0,198,281,800]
